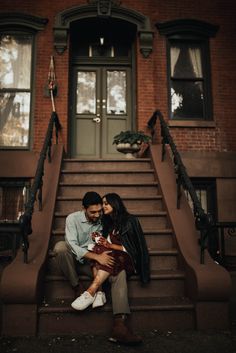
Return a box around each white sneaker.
[92,291,107,309]
[71,291,95,311]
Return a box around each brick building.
[0,0,235,336]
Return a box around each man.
[53,191,142,345]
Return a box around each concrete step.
[38,296,195,334]
[43,270,186,301]
[146,229,174,250]
[55,195,164,213]
[150,250,179,271]
[38,297,195,334]
[42,157,194,336]
[47,248,178,273]
[60,170,155,183]
[53,211,169,229]
[50,228,174,251]
[57,182,159,198]
[62,158,152,171]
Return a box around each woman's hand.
[97,236,111,248]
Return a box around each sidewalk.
[1,324,236,353]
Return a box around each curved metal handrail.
[148,110,214,264]
[19,111,61,263]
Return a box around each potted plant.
[113,130,151,158]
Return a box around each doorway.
[71,66,132,158]
[69,18,136,158]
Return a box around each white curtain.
[170,47,180,76]
[0,35,31,89]
[189,48,202,78]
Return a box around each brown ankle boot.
[109,314,142,346]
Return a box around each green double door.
[70,66,132,158]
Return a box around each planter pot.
[116,143,141,158]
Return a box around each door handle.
[93,117,101,123]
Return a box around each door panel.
[71,66,132,158]
[75,119,99,156]
[72,69,100,158]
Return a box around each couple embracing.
[54,191,150,345]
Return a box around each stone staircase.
[39,158,195,335]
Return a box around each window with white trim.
[169,39,207,120]
[156,19,219,121]
[0,12,48,149]
[0,33,33,147]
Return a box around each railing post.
[176,173,181,209]
[19,213,32,263]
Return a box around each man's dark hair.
[82,191,102,209]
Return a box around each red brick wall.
[1,0,236,152]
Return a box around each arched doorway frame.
[53,2,153,158]
[53,2,153,58]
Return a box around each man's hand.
[97,251,114,268]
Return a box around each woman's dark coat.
[119,215,150,284]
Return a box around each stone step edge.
[61,169,155,174]
[44,271,185,283]
[56,195,163,201]
[54,211,167,217]
[47,249,179,258]
[39,299,194,314]
[51,228,173,235]
[63,158,151,162]
[58,182,159,186]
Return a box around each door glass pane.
[0,92,30,147]
[171,81,204,119]
[76,71,96,114]
[107,70,126,115]
[0,34,32,89]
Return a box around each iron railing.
[214,222,236,266]
[18,111,61,263]
[148,110,214,264]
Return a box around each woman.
[71,193,150,311]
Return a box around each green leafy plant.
[113,130,151,145]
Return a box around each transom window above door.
[70,18,135,61]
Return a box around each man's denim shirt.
[65,211,102,263]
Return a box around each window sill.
[168,120,216,128]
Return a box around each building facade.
[1,0,236,219]
[0,0,236,335]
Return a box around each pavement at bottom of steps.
[0,322,236,353]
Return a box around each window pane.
[0,34,32,89]
[185,188,207,213]
[107,70,126,115]
[171,81,204,119]
[171,43,203,79]
[76,71,96,114]
[0,182,30,221]
[0,92,30,147]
